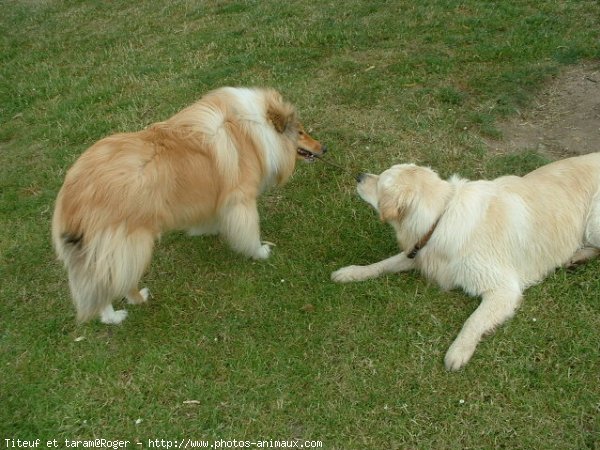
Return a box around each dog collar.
[406,185,455,259]
[406,218,440,259]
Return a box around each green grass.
[2,1,600,448]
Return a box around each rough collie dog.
[53,87,325,324]
[332,154,600,370]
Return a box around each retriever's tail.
[52,206,154,323]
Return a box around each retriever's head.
[355,164,442,224]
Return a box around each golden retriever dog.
[332,154,600,370]
[53,87,325,325]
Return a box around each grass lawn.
[1,1,599,448]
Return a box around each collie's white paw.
[100,305,128,325]
[252,243,272,260]
[331,265,367,283]
[126,287,150,305]
[139,287,150,302]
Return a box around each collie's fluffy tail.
[52,209,154,323]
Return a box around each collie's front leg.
[331,253,415,283]
[220,199,271,260]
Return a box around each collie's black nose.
[356,173,366,183]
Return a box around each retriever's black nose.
[356,173,366,183]
[321,145,328,154]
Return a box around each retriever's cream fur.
[53,87,324,324]
[332,154,600,370]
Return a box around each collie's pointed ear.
[267,109,288,133]
[265,90,297,134]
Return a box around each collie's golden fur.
[53,87,324,324]
[332,154,600,370]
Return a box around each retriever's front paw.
[331,265,368,283]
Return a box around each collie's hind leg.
[126,287,150,305]
[220,198,271,260]
[444,286,522,371]
[100,304,128,325]
[99,286,148,324]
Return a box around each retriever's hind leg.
[444,286,522,371]
[566,247,600,268]
[569,195,600,266]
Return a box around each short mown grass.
[1,1,599,448]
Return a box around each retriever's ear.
[378,186,411,223]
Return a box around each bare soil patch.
[487,63,600,158]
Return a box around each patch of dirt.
[486,63,600,158]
